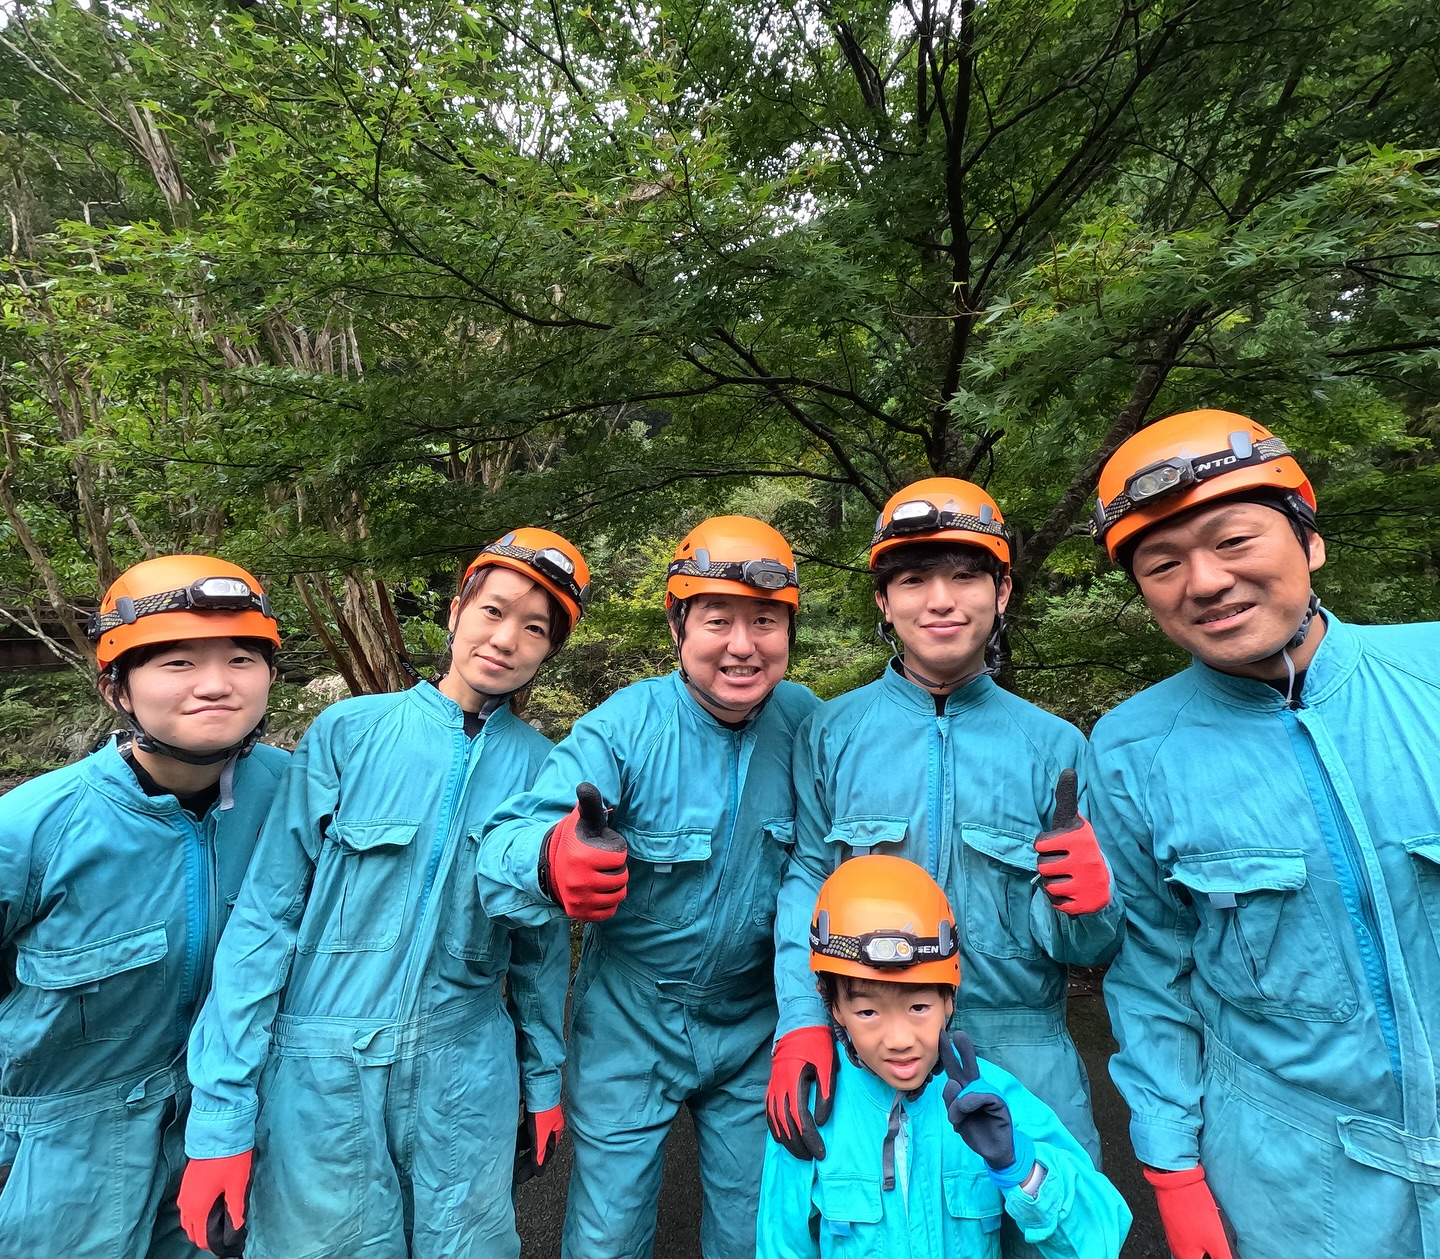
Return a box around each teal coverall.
[776,663,1123,1163]
[479,671,821,1259]
[186,682,566,1259]
[1091,615,1440,1257]
[756,1042,1130,1258]
[0,738,287,1259]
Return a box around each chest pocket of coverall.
[623,828,712,929]
[300,819,419,954]
[812,1172,882,1255]
[751,819,795,929]
[443,832,505,967]
[960,824,1043,961]
[15,921,169,1047]
[942,1166,1004,1248]
[1167,848,1357,1021]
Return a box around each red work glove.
[1034,768,1112,916]
[513,1102,565,1185]
[1145,1165,1238,1259]
[537,783,628,921]
[766,1026,838,1160]
[178,1151,252,1258]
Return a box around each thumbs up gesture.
[1033,769,1111,917]
[539,783,629,920]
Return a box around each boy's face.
[831,978,955,1090]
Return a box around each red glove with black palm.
[177,1151,251,1258]
[766,1026,838,1160]
[1034,768,1112,916]
[537,783,628,921]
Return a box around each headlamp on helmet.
[665,554,798,594]
[476,537,591,613]
[1092,412,1316,559]
[1124,458,1196,505]
[88,576,273,640]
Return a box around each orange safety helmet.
[665,516,799,609]
[460,528,591,632]
[869,478,1010,570]
[810,855,960,987]
[89,555,280,672]
[1093,410,1316,561]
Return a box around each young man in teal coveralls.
[768,477,1123,1219]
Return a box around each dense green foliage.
[2,0,1438,745]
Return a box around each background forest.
[2,0,1438,769]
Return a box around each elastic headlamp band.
[810,923,958,970]
[666,556,798,593]
[87,579,273,641]
[477,542,591,609]
[1091,435,1294,538]
[871,505,1007,549]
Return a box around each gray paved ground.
[518,976,1166,1257]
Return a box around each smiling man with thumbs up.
[771,478,1123,1259]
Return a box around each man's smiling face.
[1131,499,1325,677]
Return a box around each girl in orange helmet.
[179,530,588,1259]
[757,856,1129,1259]
[0,555,286,1259]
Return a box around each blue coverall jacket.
[776,663,1123,1163]
[0,738,287,1259]
[756,1043,1130,1258]
[186,683,565,1259]
[1091,614,1440,1257]
[479,670,821,1259]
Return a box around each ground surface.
[516,978,1167,1257]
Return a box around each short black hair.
[817,971,956,1011]
[107,636,277,700]
[872,541,1005,595]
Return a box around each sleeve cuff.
[522,1072,563,1113]
[1129,1113,1202,1170]
[775,994,830,1041]
[184,1104,259,1160]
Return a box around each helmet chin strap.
[1275,592,1321,708]
[123,710,268,766]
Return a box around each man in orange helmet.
[1088,410,1440,1259]
[769,477,1123,1223]
[758,856,1129,1259]
[479,515,820,1258]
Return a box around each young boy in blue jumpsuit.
[769,478,1122,1197]
[1088,409,1440,1259]
[758,854,1129,1259]
[178,529,590,1259]
[0,555,286,1259]
[479,515,821,1259]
